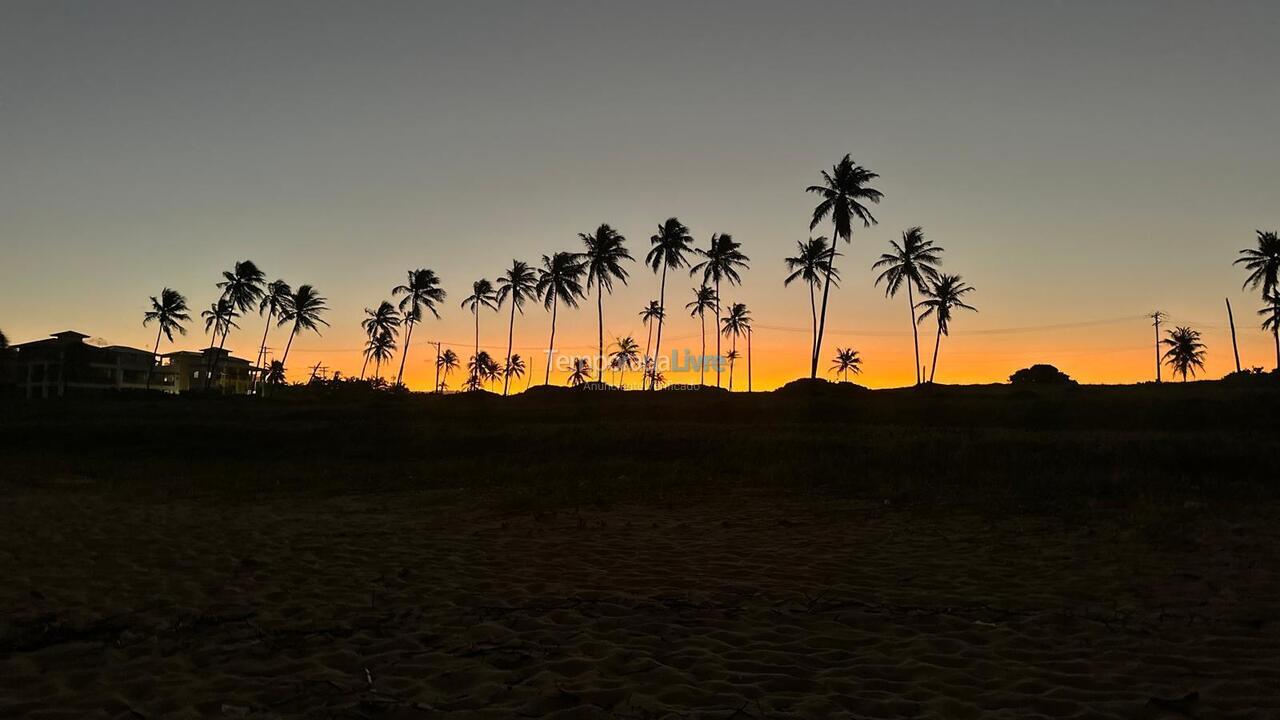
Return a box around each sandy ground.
[2,487,1278,719]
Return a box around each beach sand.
[2,486,1277,719]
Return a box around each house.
[159,348,254,395]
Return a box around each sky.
[2,0,1278,390]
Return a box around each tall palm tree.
[364,330,398,380]
[1236,230,1280,298]
[142,288,191,390]
[1161,326,1208,381]
[1258,290,1280,370]
[915,274,977,384]
[806,155,883,378]
[461,279,499,374]
[536,251,587,385]
[686,286,718,385]
[496,260,537,396]
[720,302,752,391]
[581,224,632,377]
[392,269,447,388]
[646,217,695,389]
[210,260,266,388]
[201,298,239,388]
[830,347,863,382]
[436,348,459,391]
[639,300,664,383]
[691,233,749,388]
[276,285,329,378]
[568,357,592,387]
[784,237,840,366]
[253,280,292,392]
[359,301,402,379]
[610,336,640,389]
[504,354,527,387]
[872,227,944,385]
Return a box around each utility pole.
[427,340,442,392]
[1149,311,1166,383]
[1226,298,1242,373]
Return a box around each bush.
[1009,364,1077,386]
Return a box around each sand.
[2,487,1278,719]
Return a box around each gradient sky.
[3,0,1278,389]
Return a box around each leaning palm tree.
[646,217,695,389]
[364,330,398,380]
[461,278,499,374]
[1161,326,1208,381]
[685,286,718,385]
[806,155,883,378]
[276,284,329,378]
[830,347,863,382]
[392,269,447,388]
[915,274,977,384]
[581,224,632,377]
[535,251,587,384]
[142,288,191,390]
[201,298,239,385]
[496,260,537,395]
[504,354,527,387]
[784,237,840,365]
[436,348,459,391]
[873,227,944,385]
[610,336,640,389]
[720,302,752,391]
[253,280,292,392]
[359,301,402,379]
[691,233,749,388]
[210,260,266,389]
[639,300,664,382]
[1236,230,1280,298]
[567,357,592,387]
[1258,290,1280,370]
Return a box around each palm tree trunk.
[1274,322,1279,371]
[434,343,441,393]
[545,295,558,385]
[729,333,737,391]
[907,284,921,385]
[503,300,516,395]
[359,353,369,380]
[714,278,722,388]
[208,323,232,392]
[474,308,480,380]
[395,318,415,387]
[596,288,604,383]
[929,323,942,383]
[699,312,706,386]
[254,312,272,394]
[652,265,668,390]
[808,282,817,368]
[811,242,840,379]
[145,327,163,390]
[280,326,298,369]
[1154,319,1161,383]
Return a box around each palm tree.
[359,301,402,379]
[784,237,840,366]
[582,224,632,377]
[142,288,191,390]
[1236,230,1280,298]
[872,227,943,385]
[276,285,329,379]
[1258,290,1280,370]
[1161,326,1208,381]
[463,373,483,392]
[436,348,459,391]
[495,260,537,395]
[685,286,718,385]
[482,353,502,388]
[720,302,752,391]
[568,357,592,387]
[639,300,664,383]
[263,360,286,389]
[830,347,863,382]
[210,260,266,388]
[504,354,527,387]
[392,269,447,388]
[253,280,292,392]
[723,350,740,390]
[806,155,883,378]
[201,298,239,387]
[915,274,977,384]
[461,279,499,375]
[364,330,398,380]
[467,350,495,391]
[691,233,749,388]
[536,251,587,385]
[646,218,695,389]
[650,369,667,389]
[610,336,640,389]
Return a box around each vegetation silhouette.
[1010,364,1077,386]
[392,269,446,387]
[915,274,978,383]
[1162,326,1208,381]
[363,330,397,381]
[142,288,191,390]
[610,336,640,388]
[581,224,632,378]
[461,278,499,387]
[685,286,718,386]
[691,233,749,388]
[536,251,587,385]
[359,301,402,380]
[1260,290,1280,370]
[254,280,292,392]
[646,218,695,390]
[830,347,863,382]
[210,261,265,389]
[638,300,664,388]
[784,237,839,368]
[496,261,537,396]
[436,348,459,391]
[275,285,329,380]
[567,357,592,387]
[873,227,943,385]
[720,302,752,391]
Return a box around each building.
[8,330,255,398]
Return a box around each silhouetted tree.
[142,288,191,390]
[461,278,499,376]
[210,260,266,389]
[1161,326,1207,381]
[784,237,839,366]
[582,224,632,378]
[536,251,587,385]
[392,268,446,387]
[807,155,883,378]
[720,302,752,391]
[915,274,977,383]
[1260,291,1280,370]
[276,284,329,378]
[639,300,664,384]
[466,349,496,391]
[1236,230,1280,298]
[873,227,943,385]
[496,261,537,396]
[568,357,592,387]
[830,347,862,382]
[686,286,718,385]
[201,298,239,388]
[691,233,749,388]
[253,280,292,392]
[1009,364,1076,386]
[359,301,402,379]
[610,336,640,388]
[364,330,397,380]
[646,218,695,389]
[436,348,459,391]
[263,360,286,390]
[504,353,527,386]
